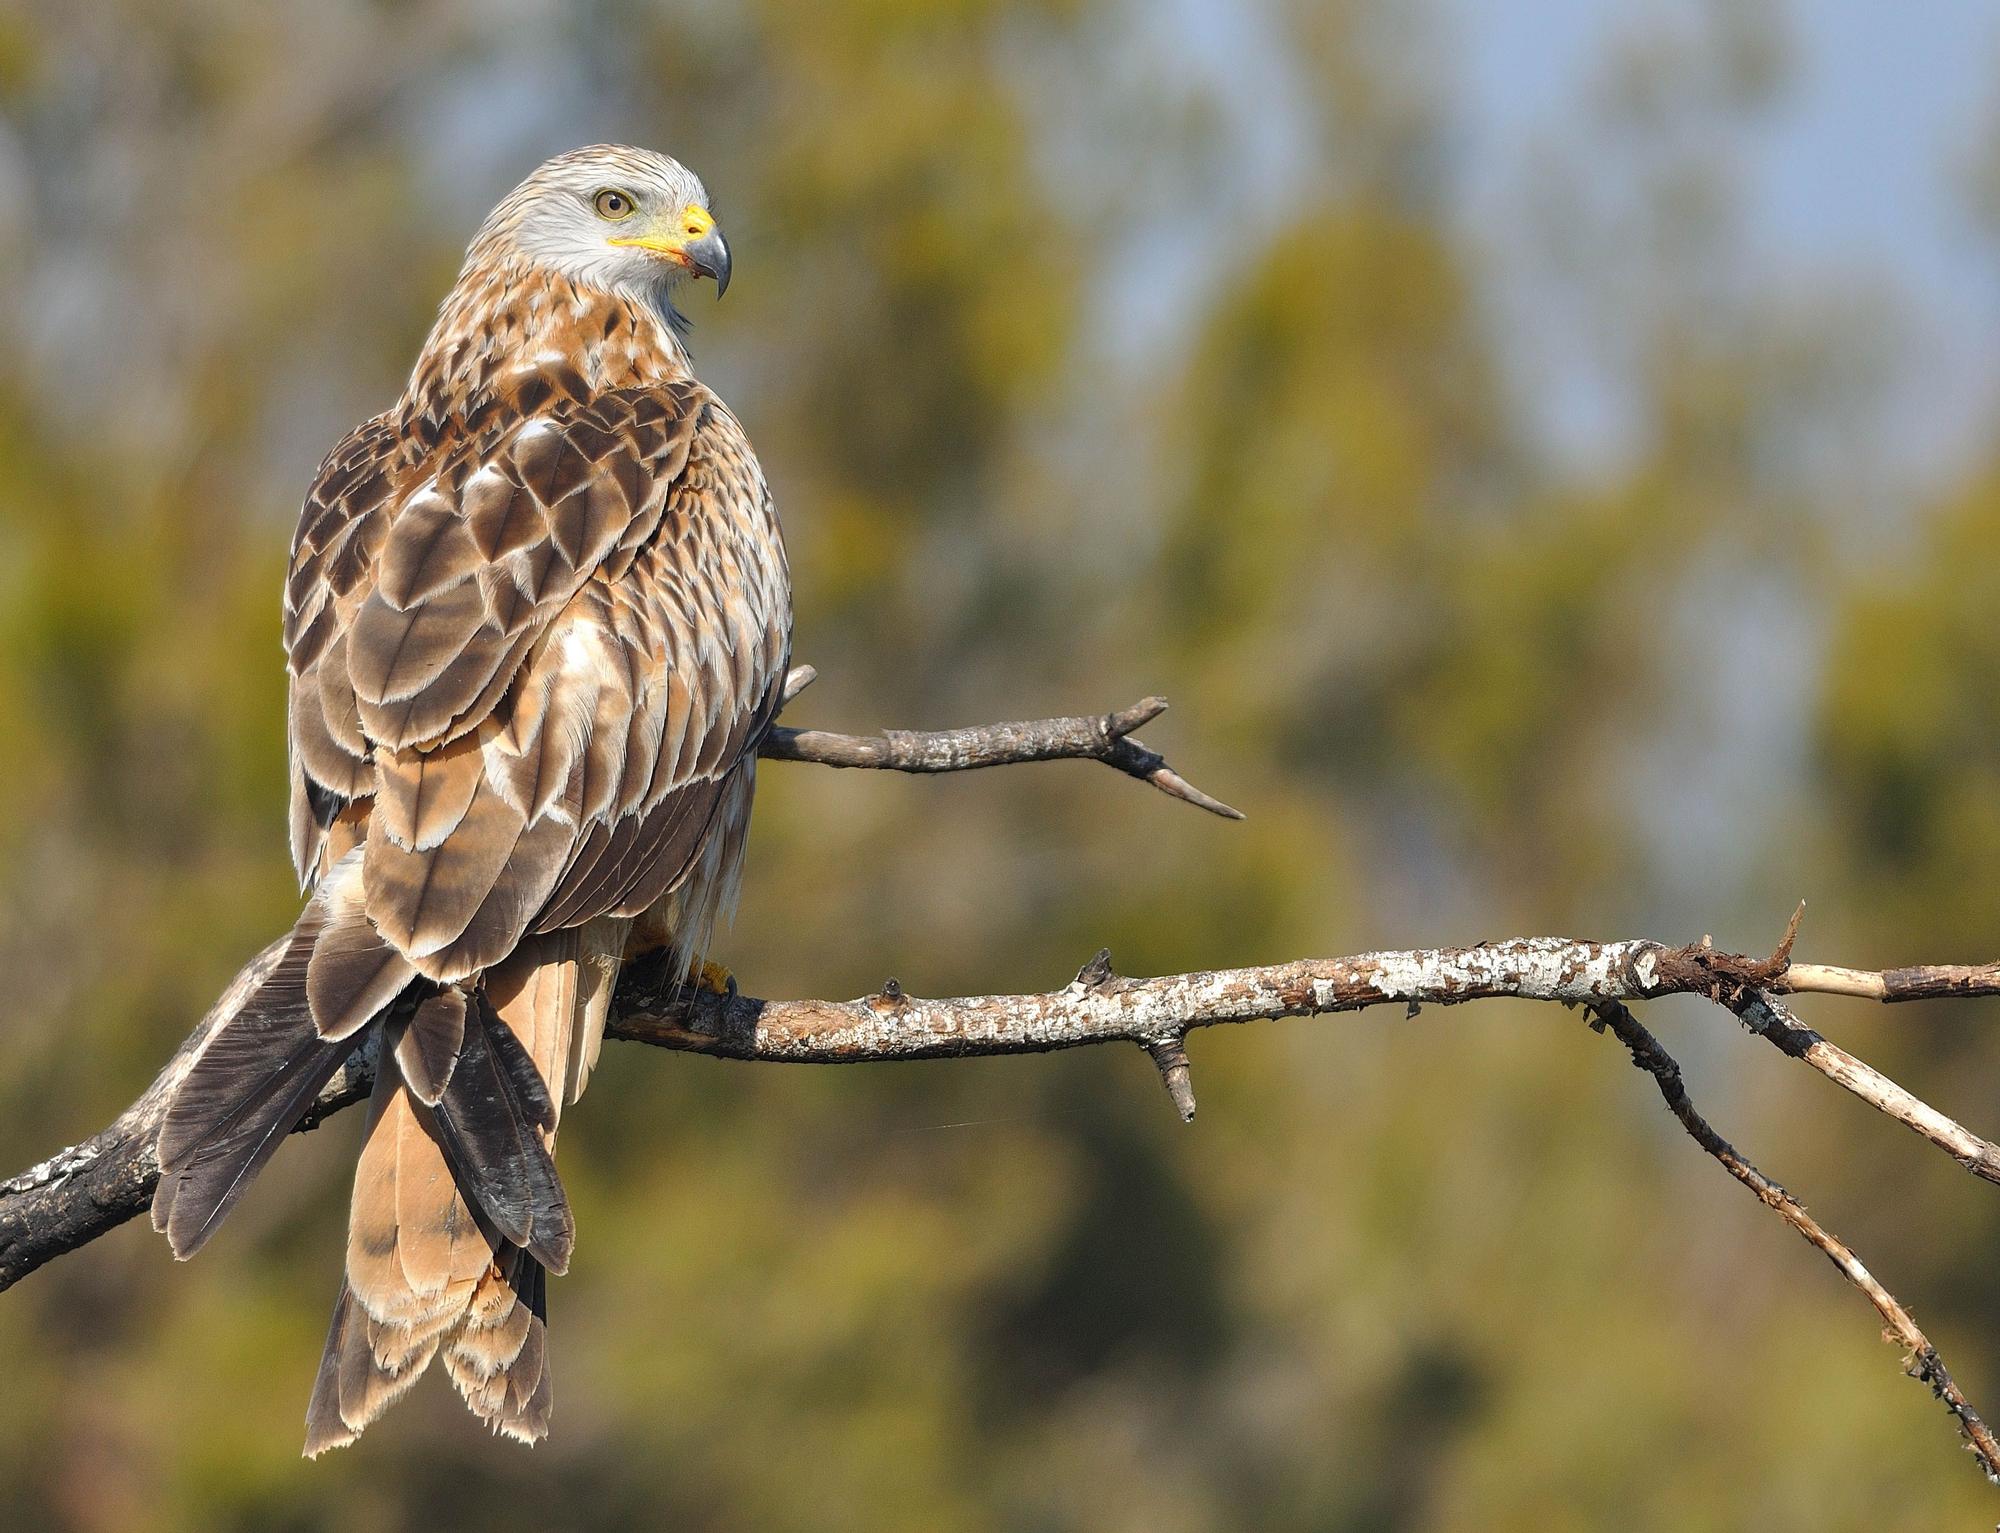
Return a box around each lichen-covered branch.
[3,688,1998,1495]
[7,926,1998,1291]
[0,679,1241,1290]
[757,681,1243,819]
[0,935,1673,1290]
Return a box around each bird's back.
[153,156,788,1451]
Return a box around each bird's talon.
[688,959,736,997]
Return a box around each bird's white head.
[469,145,731,315]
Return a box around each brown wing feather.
[285,368,786,1457]
[284,371,785,974]
[373,730,485,852]
[335,386,698,757]
[528,402,790,934]
[362,773,530,961]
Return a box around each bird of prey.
[147,145,791,1453]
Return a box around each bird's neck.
[401,257,691,428]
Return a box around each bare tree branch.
[1631,911,2000,1184]
[1786,962,2000,1002]
[6,927,1996,1271]
[1588,999,2000,1486]
[757,684,1244,820]
[1736,991,2000,1183]
[2,690,1996,1490]
[0,682,1244,1289]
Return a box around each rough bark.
[3,689,1997,1489]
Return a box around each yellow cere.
[609,203,714,257]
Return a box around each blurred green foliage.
[2,1,1999,1528]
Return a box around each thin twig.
[758,695,1245,819]
[1731,991,2000,1185]
[1589,999,2000,1487]
[1786,961,2000,1003]
[1639,916,2000,1188]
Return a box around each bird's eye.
[593,189,636,220]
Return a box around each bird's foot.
[687,959,737,997]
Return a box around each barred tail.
[301,920,624,1455]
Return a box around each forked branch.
[1588,999,2000,1485]
[0,685,1996,1494]
[759,667,1242,819]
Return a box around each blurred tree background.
[3,0,2000,1526]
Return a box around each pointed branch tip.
[781,664,819,704]
[1106,697,1170,737]
[1146,765,1246,821]
[1145,1036,1197,1122]
[1075,948,1117,989]
[1773,900,1806,971]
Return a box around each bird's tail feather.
[441,1245,552,1440]
[303,923,618,1455]
[426,993,571,1272]
[152,860,394,1260]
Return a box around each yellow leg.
[687,958,736,996]
[618,918,736,994]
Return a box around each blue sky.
[1129,0,2000,488]
[1448,0,2000,482]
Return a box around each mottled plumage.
[151,145,788,1453]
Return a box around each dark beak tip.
[694,231,732,299]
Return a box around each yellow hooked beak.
[609,204,732,296]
